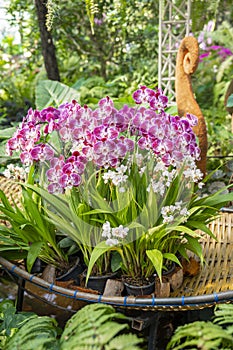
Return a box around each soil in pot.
[123,276,155,296]
[56,256,85,285]
[80,271,119,294]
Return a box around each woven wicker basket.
[0,176,232,311]
[0,176,22,225]
[172,212,233,298]
[0,176,22,206]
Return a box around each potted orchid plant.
[4,85,233,293]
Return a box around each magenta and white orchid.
[7,85,201,195]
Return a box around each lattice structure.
[158,0,191,103]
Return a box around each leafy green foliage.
[80,156,232,281]
[0,300,37,348]
[193,20,233,175]
[0,180,68,271]
[35,80,80,109]
[191,0,220,32]
[60,303,143,350]
[0,301,143,350]
[167,304,233,350]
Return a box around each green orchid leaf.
[86,241,116,284]
[27,242,44,272]
[127,222,145,230]
[145,188,159,227]
[0,190,23,215]
[147,224,164,235]
[185,236,204,263]
[44,209,80,242]
[111,251,122,272]
[146,249,163,281]
[82,208,113,215]
[194,190,233,208]
[138,204,150,229]
[163,253,182,267]
[24,184,73,223]
[172,225,201,238]
[186,220,217,239]
[22,190,51,238]
[58,237,75,249]
[0,251,28,260]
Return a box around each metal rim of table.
[0,256,232,312]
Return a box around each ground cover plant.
[167,303,233,350]
[0,300,144,350]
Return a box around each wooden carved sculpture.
[175,36,207,175]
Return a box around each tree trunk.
[35,0,60,81]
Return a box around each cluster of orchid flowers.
[101,221,129,246]
[161,201,190,224]
[6,85,202,194]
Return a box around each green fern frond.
[214,304,233,327]
[60,304,140,350]
[168,322,232,349]
[106,333,144,350]
[167,304,233,350]
[1,303,142,349]
[85,0,98,35]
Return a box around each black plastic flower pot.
[56,257,85,285]
[81,271,119,294]
[123,280,155,296]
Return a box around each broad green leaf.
[146,249,163,281]
[127,222,145,230]
[0,127,16,140]
[111,251,122,272]
[186,220,217,239]
[27,242,44,272]
[24,184,73,223]
[35,80,80,109]
[86,241,116,284]
[172,225,201,238]
[163,253,182,267]
[0,250,28,260]
[147,224,164,235]
[185,236,204,263]
[195,191,233,208]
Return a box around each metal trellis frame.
[158,0,191,103]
